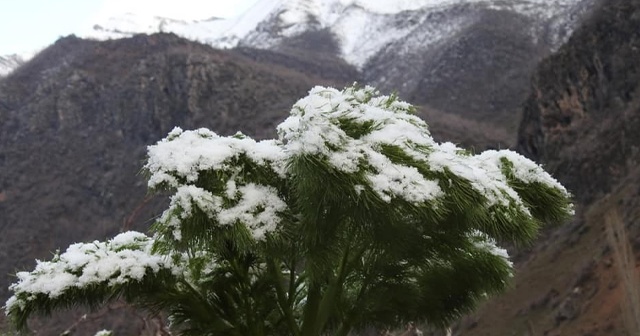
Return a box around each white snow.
[148,127,289,241]
[479,150,568,193]
[279,85,445,203]
[0,0,589,75]
[157,182,287,241]
[427,142,526,211]
[146,127,286,189]
[469,231,513,268]
[94,331,112,336]
[83,0,285,49]
[77,0,588,69]
[5,232,176,313]
[217,183,287,240]
[278,85,569,209]
[149,86,570,231]
[0,51,37,77]
[158,185,222,241]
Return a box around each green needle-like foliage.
[5,85,573,335]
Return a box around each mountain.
[88,0,593,66]
[518,0,640,204]
[0,54,25,76]
[83,0,596,134]
[3,0,597,134]
[453,0,640,334]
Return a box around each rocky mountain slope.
[518,0,640,204]
[88,0,592,66]
[0,54,25,76]
[454,0,640,334]
[2,0,597,140]
[81,0,597,133]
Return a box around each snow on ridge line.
[81,0,585,67]
[85,0,585,41]
[0,51,39,77]
[80,0,284,48]
[0,0,587,74]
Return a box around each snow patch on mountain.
[88,14,230,46]
[81,0,590,69]
[330,6,472,68]
[0,54,28,77]
[0,0,593,75]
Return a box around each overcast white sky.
[0,0,259,55]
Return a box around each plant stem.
[301,282,322,335]
[267,258,301,336]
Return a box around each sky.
[0,0,259,55]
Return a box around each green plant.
[4,85,573,335]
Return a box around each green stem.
[339,249,378,333]
[178,279,237,333]
[228,253,261,336]
[301,282,322,335]
[267,258,301,336]
[314,229,372,335]
[313,242,352,333]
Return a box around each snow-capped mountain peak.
[0,0,592,77]
[222,0,590,67]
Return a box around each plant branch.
[267,258,301,336]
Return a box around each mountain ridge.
[88,0,595,67]
[0,54,25,76]
[1,0,595,77]
[460,0,640,334]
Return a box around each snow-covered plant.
[5,85,573,335]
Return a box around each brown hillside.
[456,0,640,335]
